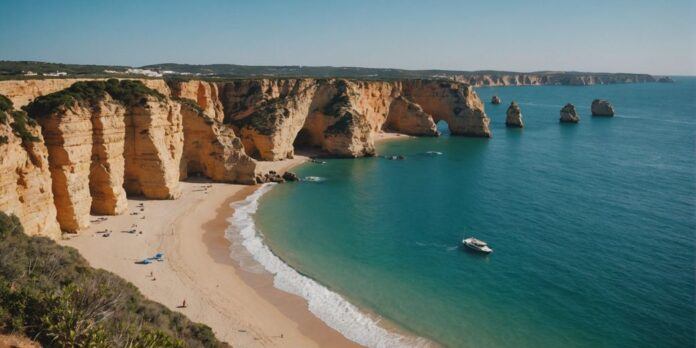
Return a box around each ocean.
[228,78,695,347]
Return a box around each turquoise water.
[253,78,695,347]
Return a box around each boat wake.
[225,184,428,348]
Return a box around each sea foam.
[225,184,427,348]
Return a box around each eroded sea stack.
[505,101,524,128]
[591,99,614,116]
[559,103,580,123]
[0,77,490,237]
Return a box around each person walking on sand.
[182,299,187,308]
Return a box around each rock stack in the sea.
[591,99,614,116]
[559,103,580,123]
[491,95,502,105]
[505,101,524,128]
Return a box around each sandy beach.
[60,133,410,347]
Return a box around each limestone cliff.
[0,97,61,238]
[218,78,489,160]
[385,96,438,136]
[169,80,225,122]
[179,102,256,184]
[123,97,183,199]
[1,77,489,237]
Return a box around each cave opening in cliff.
[292,128,320,155]
[436,120,451,135]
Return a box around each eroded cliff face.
[123,97,183,199]
[217,78,489,160]
[0,106,61,238]
[37,103,95,232]
[169,80,225,122]
[180,104,256,184]
[1,77,488,237]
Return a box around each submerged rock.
[491,95,502,105]
[591,99,614,116]
[505,101,524,128]
[559,103,580,123]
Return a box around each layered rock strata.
[0,98,61,238]
[505,102,524,128]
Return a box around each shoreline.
[60,132,420,347]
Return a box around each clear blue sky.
[1,0,694,75]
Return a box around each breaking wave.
[224,184,428,347]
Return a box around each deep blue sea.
[244,78,695,347]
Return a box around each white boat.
[463,237,493,254]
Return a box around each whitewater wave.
[303,176,327,182]
[225,184,428,348]
[424,151,443,156]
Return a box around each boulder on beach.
[559,103,580,123]
[505,101,524,128]
[491,95,502,105]
[591,99,614,116]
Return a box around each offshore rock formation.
[560,103,580,123]
[219,79,489,160]
[0,97,61,238]
[505,102,524,128]
[591,99,614,116]
[491,95,502,105]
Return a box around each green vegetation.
[0,61,128,77]
[0,94,12,112]
[0,212,227,348]
[25,79,164,118]
[10,111,40,142]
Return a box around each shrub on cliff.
[0,212,227,348]
[24,79,164,118]
[0,94,12,112]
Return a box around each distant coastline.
[0,60,673,85]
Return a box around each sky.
[1,0,694,75]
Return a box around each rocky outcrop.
[491,95,501,104]
[505,102,524,128]
[179,103,256,184]
[169,80,225,122]
[591,99,614,116]
[219,79,489,160]
[560,103,580,123]
[385,96,439,136]
[400,80,490,137]
[0,99,61,238]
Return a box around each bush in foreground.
[0,212,227,348]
